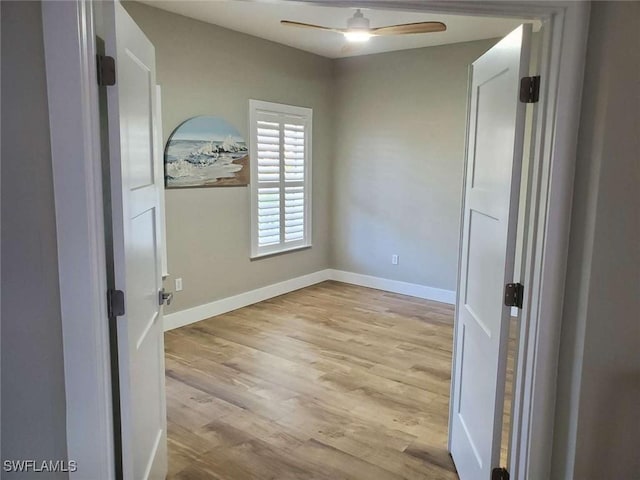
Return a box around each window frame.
[249,99,313,258]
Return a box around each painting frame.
[164,115,250,188]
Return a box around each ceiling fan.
[280,9,447,43]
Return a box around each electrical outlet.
[175,278,183,291]
[392,254,399,265]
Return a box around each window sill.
[250,244,312,260]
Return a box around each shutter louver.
[284,124,304,182]
[284,186,304,242]
[258,187,280,246]
[257,121,280,183]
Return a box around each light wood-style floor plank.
[165,281,460,479]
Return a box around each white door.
[104,3,168,479]
[449,25,531,480]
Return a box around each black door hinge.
[491,467,510,480]
[107,289,125,317]
[504,282,524,309]
[97,54,116,86]
[519,75,540,103]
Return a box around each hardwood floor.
[500,317,519,467]
[164,281,459,479]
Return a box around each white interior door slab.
[449,25,531,480]
[104,3,167,479]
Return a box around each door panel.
[104,2,167,479]
[121,50,154,190]
[472,71,517,192]
[128,208,158,346]
[450,25,531,480]
[465,209,503,336]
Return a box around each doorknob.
[159,288,173,306]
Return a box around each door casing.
[42,1,590,479]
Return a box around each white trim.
[44,2,589,479]
[155,85,169,278]
[511,5,590,479]
[249,243,312,260]
[330,270,456,305]
[164,269,455,331]
[41,1,115,478]
[164,270,331,331]
[250,99,313,119]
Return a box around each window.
[249,100,312,258]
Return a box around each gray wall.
[331,40,496,291]
[124,2,335,314]
[552,2,640,479]
[0,2,68,478]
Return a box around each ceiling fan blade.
[372,22,446,36]
[280,20,344,34]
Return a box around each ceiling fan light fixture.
[344,9,372,41]
[343,30,373,42]
[347,9,370,30]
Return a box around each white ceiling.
[139,1,537,59]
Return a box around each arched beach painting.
[165,116,249,188]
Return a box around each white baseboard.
[163,269,331,331]
[328,269,456,305]
[164,268,455,331]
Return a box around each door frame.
[42,1,589,479]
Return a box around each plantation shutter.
[251,101,312,257]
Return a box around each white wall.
[552,2,640,478]
[0,2,68,477]
[124,2,335,314]
[331,40,497,291]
